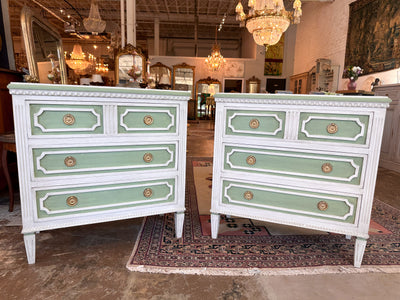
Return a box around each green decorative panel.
[36,179,175,218]
[225,109,285,139]
[33,144,176,177]
[118,106,177,134]
[222,180,358,223]
[224,145,364,185]
[30,104,104,135]
[298,113,369,144]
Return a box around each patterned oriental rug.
[126,157,400,276]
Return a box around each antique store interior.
[1,0,400,299]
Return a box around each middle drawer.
[32,143,176,177]
[224,145,365,185]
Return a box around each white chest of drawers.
[8,83,189,264]
[210,93,390,267]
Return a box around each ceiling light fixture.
[235,0,302,50]
[66,44,94,74]
[83,0,106,34]
[205,27,226,72]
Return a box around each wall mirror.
[246,76,261,93]
[115,44,146,86]
[173,63,195,98]
[149,62,172,89]
[173,63,196,119]
[195,77,221,118]
[21,6,67,84]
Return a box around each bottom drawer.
[36,178,175,219]
[221,180,358,224]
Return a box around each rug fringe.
[125,265,400,276]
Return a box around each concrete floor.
[1,120,400,300]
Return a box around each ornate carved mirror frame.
[115,44,146,86]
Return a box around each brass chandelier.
[235,0,302,49]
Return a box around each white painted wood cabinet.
[374,84,400,172]
[210,92,390,267]
[8,83,189,264]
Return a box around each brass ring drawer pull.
[244,191,254,201]
[327,123,338,134]
[66,196,78,207]
[143,153,153,163]
[317,201,328,211]
[321,163,333,173]
[64,156,76,167]
[63,114,75,126]
[246,155,256,165]
[143,115,154,126]
[143,188,153,198]
[249,119,260,129]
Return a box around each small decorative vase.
[126,78,140,88]
[347,79,357,90]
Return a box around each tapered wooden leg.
[175,212,184,239]
[211,213,220,239]
[354,237,367,268]
[24,233,36,264]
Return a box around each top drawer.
[118,106,177,134]
[225,109,286,139]
[30,104,103,135]
[298,112,370,145]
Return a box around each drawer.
[118,106,177,134]
[224,145,364,185]
[35,179,175,219]
[225,109,285,139]
[33,144,176,177]
[30,104,103,135]
[298,112,369,144]
[221,180,358,223]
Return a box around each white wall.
[294,0,399,91]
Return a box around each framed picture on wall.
[224,61,244,78]
[345,0,400,76]
[223,78,244,93]
[264,34,284,76]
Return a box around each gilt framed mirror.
[20,6,67,84]
[150,62,172,89]
[173,63,196,119]
[115,44,146,86]
[195,77,221,119]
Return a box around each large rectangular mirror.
[20,6,67,84]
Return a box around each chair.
[0,132,16,212]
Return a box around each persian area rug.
[126,157,400,276]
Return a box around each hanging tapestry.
[264,34,284,76]
[345,0,400,76]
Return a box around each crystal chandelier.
[83,0,106,33]
[205,28,226,72]
[66,44,94,74]
[235,0,302,49]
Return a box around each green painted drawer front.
[225,109,285,139]
[118,106,177,134]
[224,146,363,185]
[36,179,175,218]
[30,104,103,135]
[222,180,358,223]
[298,113,369,144]
[33,144,176,177]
